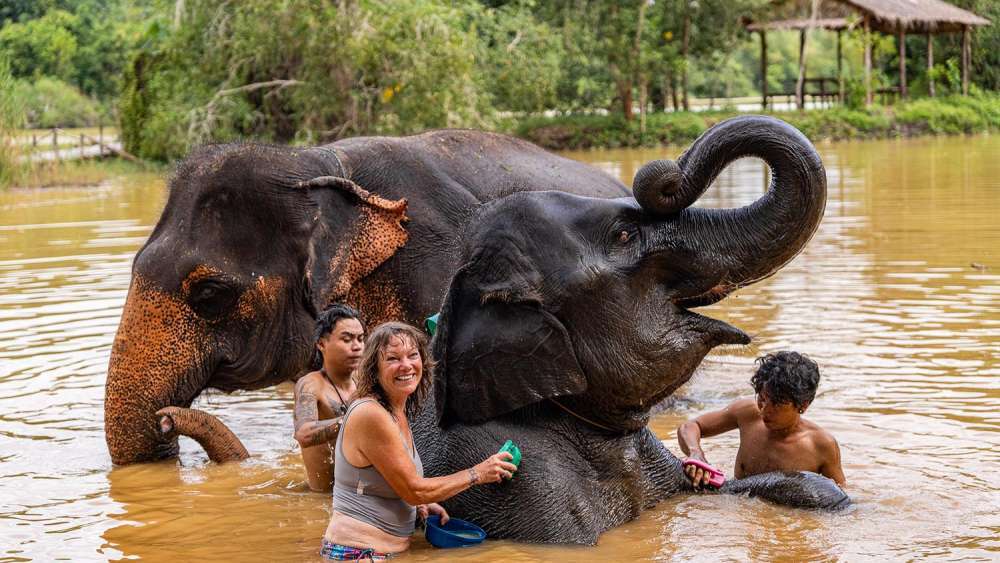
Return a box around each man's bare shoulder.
[727,397,760,422]
[805,422,840,451]
[294,371,325,395]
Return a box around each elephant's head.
[105,144,408,464]
[433,116,826,432]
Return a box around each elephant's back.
[332,129,630,204]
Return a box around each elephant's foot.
[719,471,850,510]
[156,407,250,463]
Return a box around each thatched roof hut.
[747,0,991,107]
[840,0,989,33]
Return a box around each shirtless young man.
[294,305,365,492]
[677,351,846,489]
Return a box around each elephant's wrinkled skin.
[411,115,845,543]
[105,131,626,465]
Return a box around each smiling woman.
[320,322,516,559]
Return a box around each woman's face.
[377,334,422,403]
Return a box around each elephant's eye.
[188,280,237,319]
[618,229,637,244]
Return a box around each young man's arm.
[677,399,748,488]
[816,432,847,487]
[293,376,340,492]
[293,378,343,448]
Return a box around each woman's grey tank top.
[333,398,423,537]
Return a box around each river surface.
[1,136,998,561]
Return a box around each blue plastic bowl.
[424,515,486,548]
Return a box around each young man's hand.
[683,453,716,490]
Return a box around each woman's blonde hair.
[354,322,435,418]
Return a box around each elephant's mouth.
[634,307,749,416]
[674,306,751,348]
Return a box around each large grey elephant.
[412,117,847,543]
[106,130,625,465]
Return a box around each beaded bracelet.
[467,467,479,486]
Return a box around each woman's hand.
[472,452,518,484]
[417,502,449,525]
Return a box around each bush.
[13,77,105,128]
[896,97,986,135]
[514,94,1000,150]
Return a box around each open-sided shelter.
[746,0,990,108]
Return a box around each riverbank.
[514,94,1000,150]
[4,158,155,189]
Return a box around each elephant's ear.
[432,263,587,426]
[298,176,409,307]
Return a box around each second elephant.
[413,115,847,544]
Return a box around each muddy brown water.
[1,136,997,561]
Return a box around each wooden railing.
[16,126,140,163]
[764,76,842,108]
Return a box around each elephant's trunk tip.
[155,406,250,463]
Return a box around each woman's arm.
[347,403,515,506]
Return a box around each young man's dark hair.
[311,304,363,369]
[750,351,820,409]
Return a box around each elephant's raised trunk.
[635,115,827,306]
[105,275,245,464]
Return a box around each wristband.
[467,467,479,485]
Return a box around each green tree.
[121,0,493,160]
[475,0,565,113]
[0,9,78,81]
[0,0,59,26]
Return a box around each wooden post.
[52,129,59,162]
[669,69,679,111]
[99,123,104,157]
[32,134,37,147]
[79,133,84,157]
[837,29,844,103]
[897,28,907,99]
[796,29,806,110]
[760,30,768,109]
[927,32,935,97]
[864,16,872,106]
[961,25,970,95]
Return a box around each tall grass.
[0,56,26,188]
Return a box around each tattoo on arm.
[299,418,342,448]
[294,391,319,432]
[294,389,343,447]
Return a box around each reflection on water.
[1,137,997,560]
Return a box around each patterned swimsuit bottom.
[320,539,395,561]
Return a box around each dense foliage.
[0,0,997,160]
